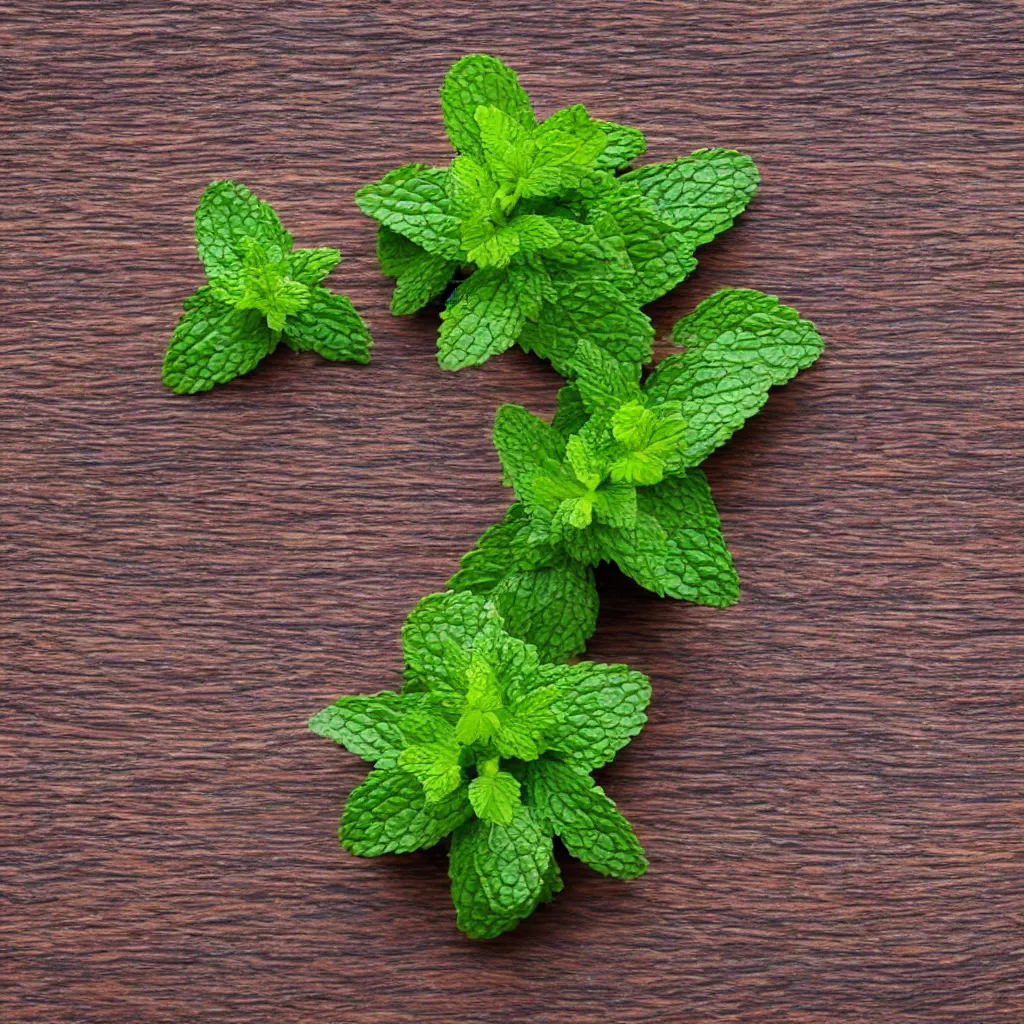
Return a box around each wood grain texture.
[2,2,1022,1021]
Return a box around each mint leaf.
[449,817,551,940]
[540,661,650,771]
[441,54,536,162]
[401,591,497,692]
[645,288,824,465]
[528,759,647,879]
[552,383,589,438]
[377,226,457,315]
[474,805,553,913]
[593,120,646,170]
[340,769,472,856]
[448,514,521,595]
[398,732,464,802]
[354,163,462,259]
[165,182,371,392]
[163,288,276,395]
[288,247,341,286]
[489,561,599,663]
[520,279,654,379]
[194,180,291,292]
[438,261,547,370]
[638,469,739,606]
[282,286,372,364]
[621,148,759,249]
[309,690,432,769]
[468,767,522,826]
[492,403,565,486]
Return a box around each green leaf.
[162,287,276,394]
[588,511,687,597]
[571,339,642,415]
[468,768,522,826]
[488,560,599,663]
[596,187,698,304]
[282,286,372,364]
[397,734,463,802]
[309,690,431,769]
[376,226,457,315]
[539,661,650,771]
[354,163,462,259]
[551,383,589,438]
[645,288,824,465]
[474,105,535,184]
[637,469,739,606]
[288,247,341,286]
[492,404,565,486]
[520,279,653,379]
[474,805,553,913]
[527,758,648,879]
[448,513,521,595]
[440,54,536,163]
[437,261,547,370]
[194,180,291,292]
[449,817,554,939]
[621,148,759,249]
[340,768,472,856]
[593,120,646,170]
[401,591,497,691]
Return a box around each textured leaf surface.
[354,164,462,259]
[540,662,650,771]
[283,287,372,363]
[528,758,648,879]
[309,690,431,769]
[638,469,739,606]
[645,288,824,465]
[377,226,457,314]
[441,54,536,162]
[489,561,599,663]
[521,279,653,378]
[340,769,472,857]
[438,264,545,370]
[288,247,341,286]
[593,121,646,170]
[194,180,291,289]
[163,287,275,394]
[401,591,496,690]
[590,512,688,597]
[621,148,759,249]
[448,515,520,595]
[492,404,565,485]
[449,818,555,940]
[474,806,553,913]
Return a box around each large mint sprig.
[163,181,372,394]
[310,590,650,940]
[450,288,824,662]
[355,54,758,377]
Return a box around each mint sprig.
[310,591,650,940]
[450,288,824,662]
[355,54,758,376]
[163,181,372,394]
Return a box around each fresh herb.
[163,181,371,394]
[310,591,650,939]
[450,288,824,662]
[355,54,758,375]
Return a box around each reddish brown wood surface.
[2,3,1022,1021]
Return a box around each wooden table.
[3,3,1021,1021]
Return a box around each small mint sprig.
[355,54,759,377]
[450,288,825,662]
[310,590,650,940]
[163,181,372,394]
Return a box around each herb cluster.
[164,54,822,940]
